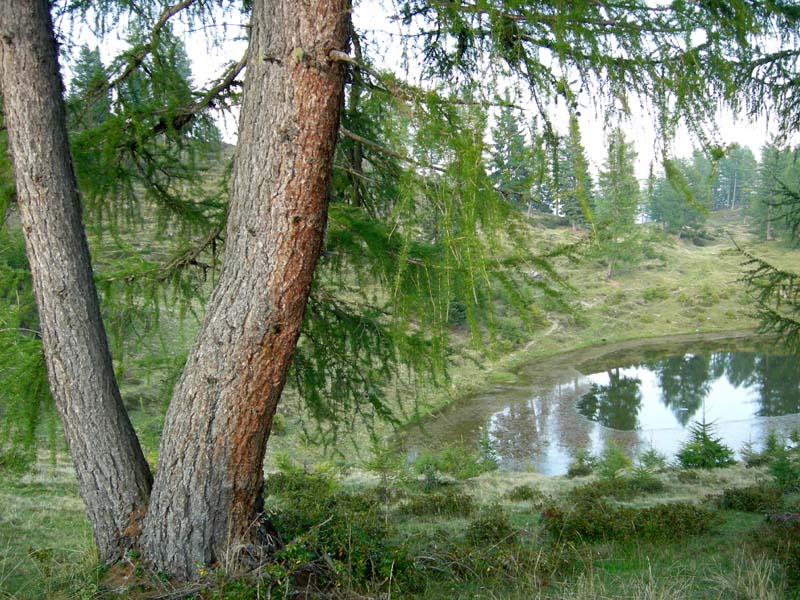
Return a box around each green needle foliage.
[676,418,736,470]
[0,230,54,470]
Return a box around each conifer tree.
[729,2,800,354]
[750,144,797,241]
[741,144,800,352]
[646,157,708,235]
[596,127,640,278]
[556,114,594,229]
[716,144,757,211]
[490,96,533,208]
[66,46,111,129]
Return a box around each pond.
[403,333,800,475]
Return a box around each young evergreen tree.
[556,114,594,229]
[595,127,640,278]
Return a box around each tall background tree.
[490,94,534,209]
[555,114,594,230]
[595,127,640,278]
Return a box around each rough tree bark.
[140,0,348,577]
[0,0,153,562]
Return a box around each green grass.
[0,459,98,599]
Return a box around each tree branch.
[339,126,447,174]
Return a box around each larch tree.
[1,0,799,584]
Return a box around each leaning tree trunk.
[141,0,348,577]
[0,0,152,562]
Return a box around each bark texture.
[0,0,152,562]
[141,0,348,577]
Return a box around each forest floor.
[1,209,799,599]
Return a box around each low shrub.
[506,484,545,504]
[400,489,475,517]
[753,512,800,589]
[568,479,635,503]
[263,468,416,594]
[568,472,664,503]
[412,442,497,482]
[413,530,561,588]
[465,507,516,546]
[541,500,719,543]
[716,484,784,512]
[264,468,336,501]
[642,287,670,302]
[676,469,701,484]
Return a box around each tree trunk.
[141,0,348,577]
[0,0,152,563]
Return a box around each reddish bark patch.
[222,0,349,543]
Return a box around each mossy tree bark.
[0,0,153,562]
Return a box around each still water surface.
[406,342,800,475]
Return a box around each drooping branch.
[340,126,446,173]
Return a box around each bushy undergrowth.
[715,484,784,512]
[411,442,498,484]
[505,484,546,504]
[568,471,665,503]
[399,488,475,517]
[753,513,800,591]
[262,468,417,595]
[410,526,563,590]
[541,500,720,543]
[465,507,516,546]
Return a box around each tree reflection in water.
[576,351,800,430]
[575,369,642,430]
